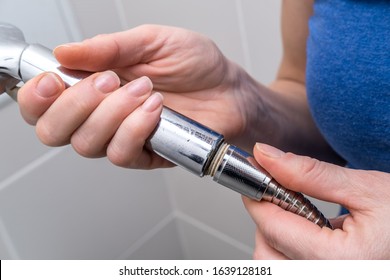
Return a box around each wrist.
[225,63,271,151]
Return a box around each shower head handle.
[0,22,88,89]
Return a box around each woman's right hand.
[18,25,252,169]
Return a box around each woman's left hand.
[242,143,390,259]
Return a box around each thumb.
[244,143,352,259]
[53,25,163,72]
[254,143,351,206]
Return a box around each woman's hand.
[243,143,390,259]
[18,25,250,169]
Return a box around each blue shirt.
[306,0,390,172]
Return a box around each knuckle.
[35,121,64,146]
[288,152,327,182]
[70,133,96,158]
[300,156,322,177]
[107,145,132,168]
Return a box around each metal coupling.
[147,106,224,176]
[208,143,332,228]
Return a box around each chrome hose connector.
[147,106,224,176]
[209,144,332,228]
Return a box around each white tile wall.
[0,103,51,181]
[164,168,256,249]
[0,147,172,259]
[240,0,283,83]
[119,0,246,66]
[0,0,338,259]
[0,0,72,48]
[67,0,123,37]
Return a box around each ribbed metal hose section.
[263,180,332,228]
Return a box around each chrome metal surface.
[148,107,224,176]
[19,44,89,86]
[0,23,28,80]
[0,74,19,96]
[211,144,271,200]
[211,144,332,228]
[263,180,332,228]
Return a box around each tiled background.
[0,0,339,259]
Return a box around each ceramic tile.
[177,217,252,260]
[0,147,173,259]
[127,218,184,260]
[120,0,245,66]
[0,0,72,47]
[0,102,52,181]
[240,0,282,83]
[68,0,123,38]
[0,240,11,259]
[163,168,256,249]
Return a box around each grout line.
[0,147,66,193]
[113,0,129,30]
[176,211,253,256]
[158,169,188,256]
[116,209,253,259]
[117,212,176,259]
[0,215,20,259]
[162,170,180,218]
[172,210,191,260]
[235,0,253,73]
[161,169,191,259]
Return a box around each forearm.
[229,63,344,164]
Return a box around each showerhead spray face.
[0,23,332,228]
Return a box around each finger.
[36,71,120,146]
[253,143,353,206]
[253,227,289,260]
[53,25,170,72]
[70,76,153,158]
[107,92,167,169]
[242,196,284,259]
[243,195,339,259]
[18,72,65,125]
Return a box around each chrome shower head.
[0,23,28,79]
[0,22,86,93]
[0,23,28,94]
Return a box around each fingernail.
[53,42,83,54]
[93,71,120,94]
[142,92,163,112]
[125,76,153,97]
[55,42,83,49]
[256,143,285,158]
[36,73,62,98]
